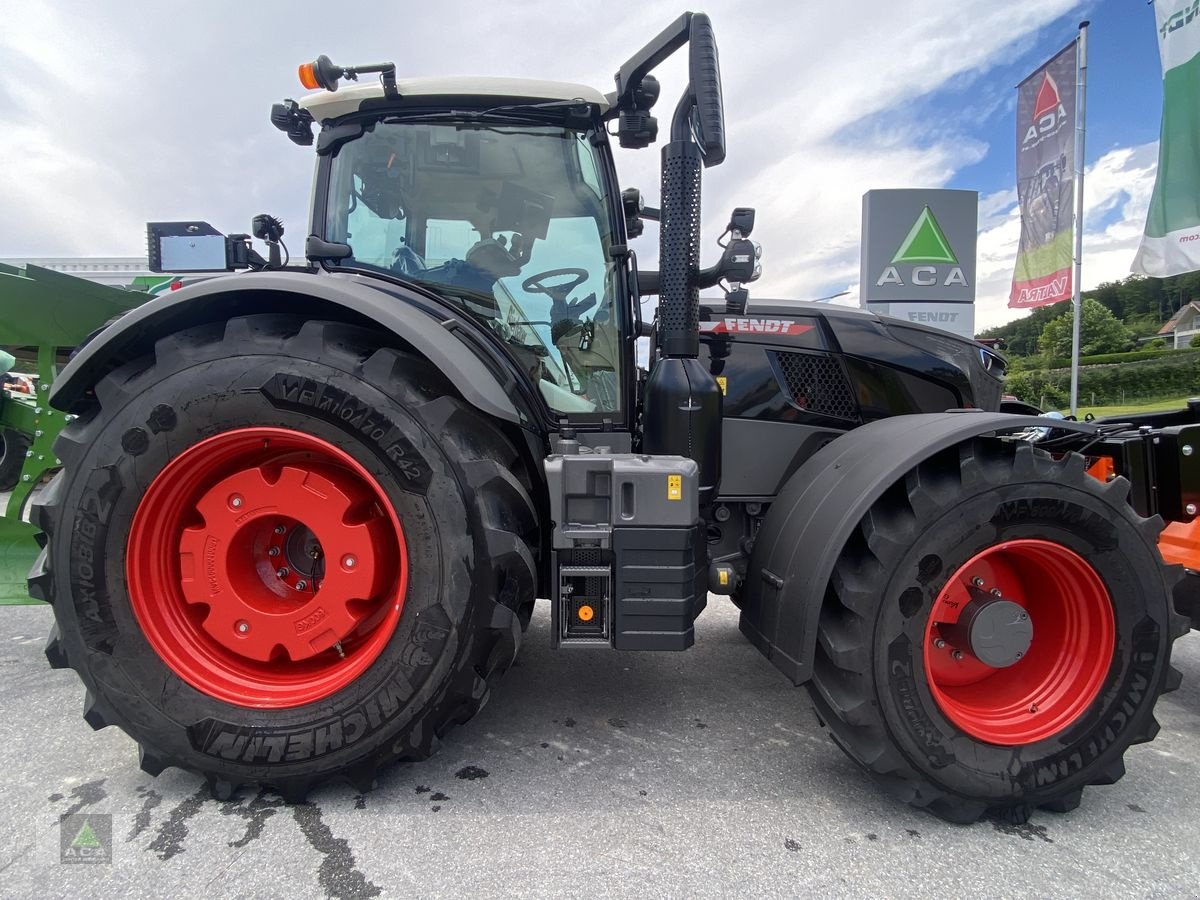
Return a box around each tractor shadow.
[362,597,878,815]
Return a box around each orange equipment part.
[1087,455,1200,570]
[1159,520,1200,569]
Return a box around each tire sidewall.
[53,342,488,779]
[873,477,1171,803]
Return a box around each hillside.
[977,272,1200,355]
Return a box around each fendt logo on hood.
[704,318,814,335]
[875,206,968,289]
[1022,71,1068,150]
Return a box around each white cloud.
[613,0,1086,304]
[0,0,1098,304]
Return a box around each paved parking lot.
[1,598,1198,898]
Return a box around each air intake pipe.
[642,92,722,505]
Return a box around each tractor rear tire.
[29,315,537,800]
[0,428,31,491]
[808,438,1188,823]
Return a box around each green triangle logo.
[71,821,102,849]
[890,206,958,264]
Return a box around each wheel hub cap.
[942,592,1033,669]
[923,539,1115,745]
[127,427,408,708]
[178,462,391,663]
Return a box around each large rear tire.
[808,439,1188,823]
[30,315,537,800]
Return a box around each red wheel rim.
[923,539,1114,745]
[126,427,408,708]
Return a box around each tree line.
[977,271,1200,357]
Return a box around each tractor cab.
[264,14,759,426]
[299,89,625,414]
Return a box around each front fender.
[738,411,1102,685]
[51,271,530,427]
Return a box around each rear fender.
[738,411,1101,685]
[50,271,531,427]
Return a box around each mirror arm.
[612,12,693,110]
[670,92,696,143]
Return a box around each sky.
[0,0,1169,331]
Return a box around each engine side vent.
[773,352,859,421]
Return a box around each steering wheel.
[521,268,589,298]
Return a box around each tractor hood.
[698,298,1005,417]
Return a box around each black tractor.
[33,12,1192,824]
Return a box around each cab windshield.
[325,120,621,413]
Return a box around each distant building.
[1157,301,1200,349]
[0,257,168,291]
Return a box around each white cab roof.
[298,76,610,122]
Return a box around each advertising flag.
[1132,1,1200,277]
[1010,43,1077,309]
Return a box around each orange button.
[578,605,595,622]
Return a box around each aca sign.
[859,189,979,339]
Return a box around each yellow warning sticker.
[715,376,727,395]
[667,474,682,500]
[718,569,729,586]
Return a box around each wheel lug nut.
[343,555,357,569]
[276,567,290,578]
[268,547,280,557]
[275,524,286,535]
[952,650,964,661]
[990,587,1002,597]
[296,580,307,590]
[971,577,984,587]
[229,494,244,509]
[933,638,946,649]
[236,620,249,634]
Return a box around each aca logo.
[1022,71,1069,151]
[875,206,968,289]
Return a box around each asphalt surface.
[1,599,1198,899]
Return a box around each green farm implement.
[0,263,151,600]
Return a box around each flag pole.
[1070,20,1090,416]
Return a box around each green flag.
[1133,1,1200,276]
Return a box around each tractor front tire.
[809,439,1188,823]
[30,315,537,800]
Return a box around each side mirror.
[688,14,726,168]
